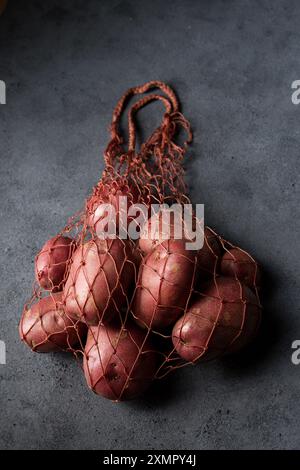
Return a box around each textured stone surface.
[0,0,299,450]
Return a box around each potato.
[35,236,75,291]
[220,248,261,289]
[83,321,157,400]
[139,209,198,254]
[172,277,261,363]
[139,208,180,255]
[19,293,87,353]
[63,238,137,326]
[140,216,221,276]
[132,240,197,330]
[86,178,141,236]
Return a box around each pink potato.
[138,208,183,255]
[132,240,198,330]
[63,238,137,326]
[172,277,261,363]
[221,248,261,289]
[35,235,75,291]
[19,293,87,353]
[138,209,203,254]
[139,215,221,277]
[86,177,141,236]
[83,321,157,400]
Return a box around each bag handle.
[127,93,173,152]
[110,81,178,144]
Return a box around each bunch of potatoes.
[19,183,262,402]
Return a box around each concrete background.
[0,0,299,450]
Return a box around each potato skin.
[63,238,137,326]
[139,209,177,255]
[35,236,75,291]
[220,248,261,289]
[83,322,157,400]
[140,220,221,277]
[139,212,212,253]
[132,240,197,330]
[19,293,87,353]
[172,277,261,363]
[86,178,140,236]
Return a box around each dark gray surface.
[0,0,299,450]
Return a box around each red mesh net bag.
[19,81,262,401]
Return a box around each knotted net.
[19,81,262,401]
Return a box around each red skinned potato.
[83,321,157,401]
[35,236,75,291]
[132,240,197,330]
[86,177,142,236]
[172,277,261,363]
[221,248,261,289]
[139,208,181,255]
[139,209,202,255]
[139,215,221,278]
[19,293,87,353]
[63,238,137,326]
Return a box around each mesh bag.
[19,81,262,401]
